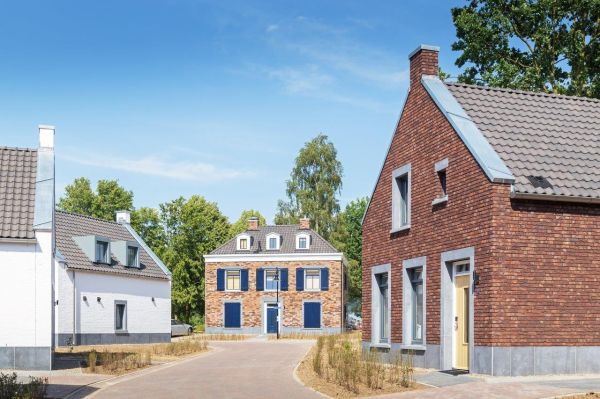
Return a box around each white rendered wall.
[0,232,53,348]
[55,267,171,336]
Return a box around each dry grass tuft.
[86,350,152,374]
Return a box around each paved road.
[88,339,322,399]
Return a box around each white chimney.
[116,210,131,224]
[38,125,55,149]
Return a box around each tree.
[330,197,369,307]
[230,210,267,237]
[451,0,600,98]
[58,177,134,221]
[131,207,165,255]
[160,196,230,322]
[275,134,343,240]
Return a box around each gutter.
[510,191,600,205]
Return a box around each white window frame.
[391,164,411,232]
[304,268,321,291]
[225,269,242,291]
[114,300,127,332]
[126,245,140,268]
[432,158,448,206]
[236,234,251,251]
[265,233,281,250]
[296,233,310,250]
[95,239,110,264]
[402,256,427,350]
[264,269,280,292]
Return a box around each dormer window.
[95,239,110,264]
[296,233,310,250]
[237,234,251,251]
[266,233,281,250]
[126,245,139,268]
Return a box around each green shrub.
[0,372,48,399]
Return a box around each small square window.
[239,238,248,250]
[305,269,321,291]
[126,246,139,267]
[226,270,241,291]
[95,240,110,264]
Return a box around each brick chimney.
[408,44,439,87]
[247,217,259,231]
[299,217,310,230]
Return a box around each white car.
[171,319,193,336]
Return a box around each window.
[410,268,424,344]
[296,233,310,250]
[303,302,321,329]
[266,233,280,250]
[226,270,241,291]
[377,273,389,343]
[95,240,110,264]
[433,158,448,205]
[392,165,411,231]
[269,237,277,249]
[126,246,139,267]
[265,269,279,291]
[239,238,248,250]
[224,302,241,328]
[115,301,127,331]
[305,269,321,291]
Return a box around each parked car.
[171,319,193,336]
[346,313,362,331]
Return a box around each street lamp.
[274,267,280,339]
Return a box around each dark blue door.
[267,306,278,333]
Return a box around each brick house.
[362,44,600,376]
[204,218,346,335]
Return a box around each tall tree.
[131,207,166,255]
[160,196,230,322]
[58,177,134,221]
[275,134,343,240]
[452,0,600,98]
[330,197,369,307]
[230,210,267,237]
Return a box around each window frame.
[264,269,280,292]
[265,233,281,251]
[114,300,127,332]
[370,263,391,347]
[126,245,140,268]
[296,233,310,250]
[225,269,242,292]
[432,158,449,206]
[402,256,427,349]
[391,164,411,232]
[410,268,424,345]
[304,268,321,292]
[236,234,251,251]
[95,239,110,264]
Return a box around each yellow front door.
[454,275,470,370]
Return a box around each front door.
[267,305,278,334]
[454,274,470,369]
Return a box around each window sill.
[400,344,426,351]
[370,342,391,349]
[115,330,129,335]
[224,290,242,293]
[432,195,448,206]
[390,225,410,234]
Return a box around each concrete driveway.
[85,338,322,399]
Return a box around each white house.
[54,210,172,346]
[0,126,56,370]
[0,126,171,370]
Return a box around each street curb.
[292,344,331,398]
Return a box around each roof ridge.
[445,82,600,104]
[0,145,37,152]
[55,209,124,226]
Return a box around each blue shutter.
[256,268,264,291]
[241,269,249,291]
[224,302,241,328]
[321,268,329,291]
[216,269,225,291]
[280,268,288,291]
[304,302,321,329]
[296,268,304,291]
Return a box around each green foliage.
[57,177,134,221]
[130,207,165,255]
[331,197,369,304]
[0,372,48,399]
[275,134,343,240]
[451,0,600,98]
[229,209,267,237]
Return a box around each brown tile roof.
[210,225,339,255]
[446,83,600,200]
[55,210,169,280]
[0,146,37,239]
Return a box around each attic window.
[126,246,139,268]
[526,175,553,189]
[296,233,310,250]
[266,233,281,250]
[237,234,251,251]
[95,240,110,264]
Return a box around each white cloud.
[60,153,253,183]
[266,64,333,94]
[266,24,279,32]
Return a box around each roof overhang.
[204,253,344,263]
[0,237,37,244]
[510,191,600,205]
[421,75,515,184]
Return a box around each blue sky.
[0,0,464,222]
